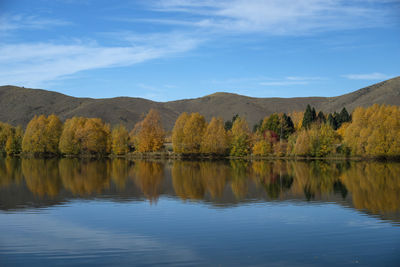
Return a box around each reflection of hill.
[0,158,399,225]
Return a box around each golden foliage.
[289,111,304,131]
[201,117,228,154]
[230,117,251,156]
[22,114,62,154]
[172,112,189,153]
[182,113,206,153]
[344,104,400,156]
[59,117,110,155]
[111,124,129,155]
[293,124,340,157]
[133,109,165,152]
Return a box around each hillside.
[0,77,399,130]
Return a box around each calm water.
[0,158,399,266]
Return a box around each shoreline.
[4,152,400,162]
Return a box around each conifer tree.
[302,105,316,129]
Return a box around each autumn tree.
[293,124,340,157]
[22,114,62,154]
[230,117,251,156]
[59,117,110,155]
[172,112,189,153]
[343,104,400,157]
[5,126,23,155]
[111,124,129,155]
[59,117,86,155]
[201,117,229,154]
[182,113,206,153]
[77,118,111,154]
[134,109,165,152]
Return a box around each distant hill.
[0,77,399,130]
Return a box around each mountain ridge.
[0,76,399,130]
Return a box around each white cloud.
[259,76,325,86]
[260,81,309,86]
[342,72,393,80]
[0,33,200,87]
[0,14,71,32]
[148,0,397,35]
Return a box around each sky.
[0,0,399,101]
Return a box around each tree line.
[0,104,398,158]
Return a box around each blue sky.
[0,0,399,101]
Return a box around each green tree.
[302,105,316,129]
[224,114,239,131]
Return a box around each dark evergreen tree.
[282,113,295,139]
[224,114,239,131]
[317,111,326,124]
[302,105,317,129]
[339,107,351,124]
[327,113,338,130]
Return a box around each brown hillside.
[0,76,399,130]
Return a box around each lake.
[0,158,399,266]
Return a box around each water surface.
[0,158,399,266]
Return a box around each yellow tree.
[201,117,228,154]
[182,113,206,153]
[76,118,111,154]
[5,126,23,155]
[136,109,165,152]
[59,117,86,155]
[111,124,129,155]
[172,112,189,153]
[230,117,251,156]
[0,122,13,153]
[344,104,400,157]
[45,114,63,154]
[22,114,62,154]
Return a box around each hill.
[0,77,399,130]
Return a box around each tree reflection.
[340,162,400,214]
[131,161,163,203]
[0,158,399,220]
[252,161,293,199]
[59,159,110,195]
[0,157,23,188]
[22,158,61,197]
[230,160,249,200]
[172,161,205,200]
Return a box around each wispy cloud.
[147,0,398,35]
[0,14,71,32]
[0,33,200,87]
[260,76,325,86]
[342,72,393,80]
